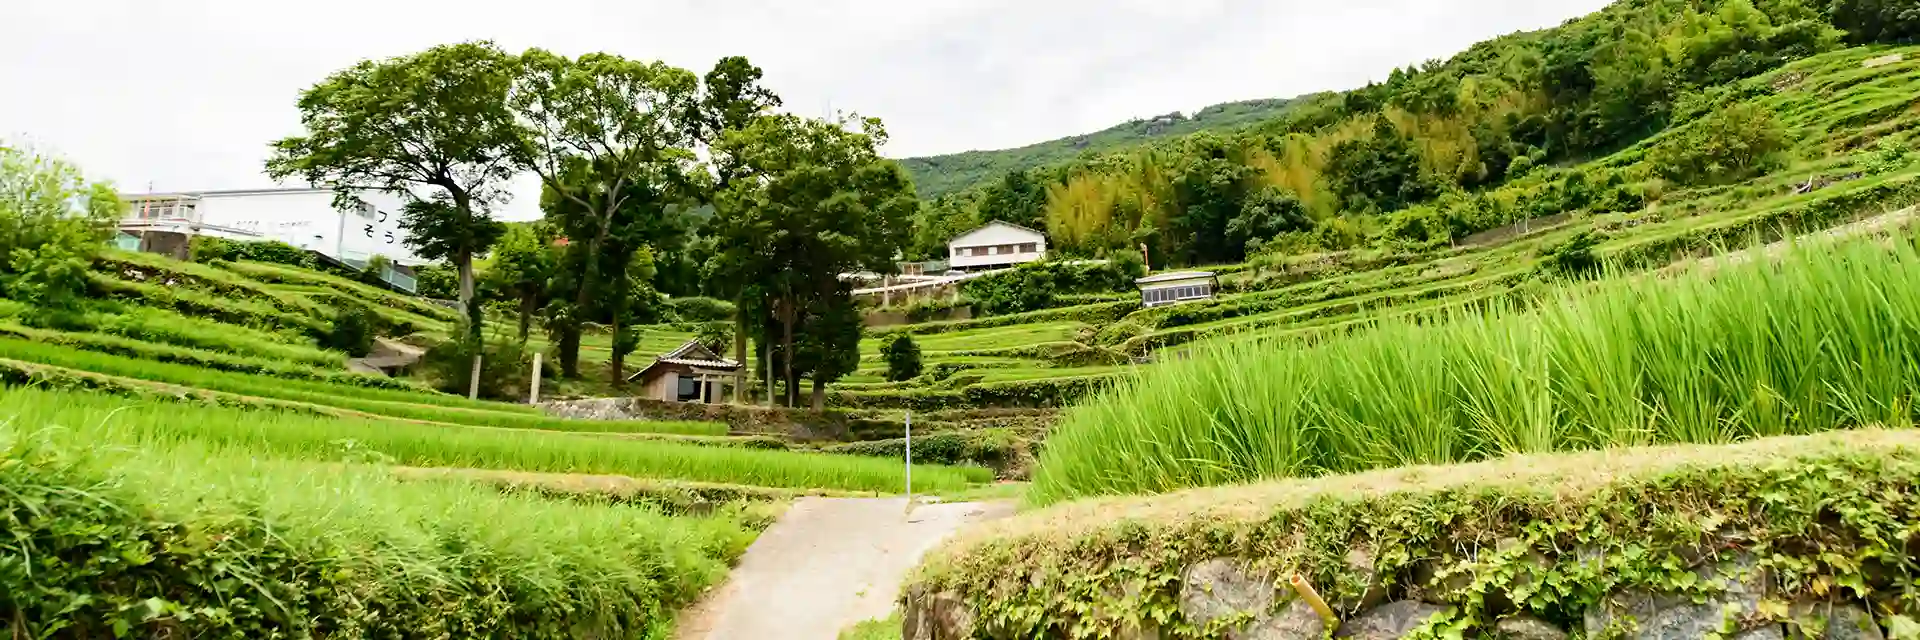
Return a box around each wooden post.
[468,354,483,400]
[529,352,543,404]
[1140,242,1151,271]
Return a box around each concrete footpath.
[676,497,1014,640]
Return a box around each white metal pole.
[905,410,913,505]
[529,352,543,404]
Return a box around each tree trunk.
[448,188,482,342]
[558,320,581,378]
[732,303,747,404]
[609,312,625,389]
[780,295,797,408]
[810,377,826,411]
[564,208,616,376]
[517,294,535,342]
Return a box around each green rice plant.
[2,387,988,492]
[0,337,726,435]
[1030,235,1920,506]
[218,259,464,324]
[81,306,343,365]
[0,387,759,637]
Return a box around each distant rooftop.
[1135,270,1217,285]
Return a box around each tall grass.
[1031,236,1920,505]
[1,387,988,492]
[0,338,727,436]
[0,387,757,637]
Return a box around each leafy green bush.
[1649,104,1792,186]
[665,296,737,323]
[323,302,381,356]
[0,143,120,310]
[881,333,924,382]
[189,236,318,269]
[1538,230,1604,277]
[1863,136,1915,175]
[422,326,529,399]
[963,264,1057,315]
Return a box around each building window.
[1019,242,1037,253]
[676,376,702,402]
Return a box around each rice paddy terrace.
[5,40,1920,640]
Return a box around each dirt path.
[676,497,1014,640]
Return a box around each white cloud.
[0,0,1611,220]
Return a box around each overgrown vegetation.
[913,428,1920,638]
[1032,237,1920,505]
[0,388,761,638]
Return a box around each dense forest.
[899,0,1920,266]
[896,97,1305,198]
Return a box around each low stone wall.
[902,429,1920,639]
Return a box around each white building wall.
[947,223,1048,269]
[165,189,425,264]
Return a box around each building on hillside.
[118,187,428,291]
[627,340,742,404]
[947,221,1046,271]
[1135,271,1219,308]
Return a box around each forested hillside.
[901,0,1920,263]
[896,97,1304,199]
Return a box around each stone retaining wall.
[900,430,1920,640]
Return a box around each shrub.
[1863,136,1915,175]
[190,236,318,269]
[964,264,1057,315]
[323,303,380,356]
[696,321,734,354]
[1649,104,1791,186]
[665,296,737,323]
[1538,230,1604,277]
[881,333,924,382]
[422,326,529,399]
[0,143,119,310]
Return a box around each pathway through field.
[676,497,1014,640]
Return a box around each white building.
[120,187,426,265]
[1136,271,1218,308]
[947,221,1047,271]
[119,187,428,291]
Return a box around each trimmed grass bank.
[908,429,1920,639]
[1033,237,1920,505]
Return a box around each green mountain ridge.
[896,96,1311,198]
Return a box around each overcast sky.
[2,0,1610,220]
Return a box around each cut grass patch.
[0,338,725,435]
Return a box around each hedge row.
[819,428,1032,479]
[830,375,1121,411]
[909,429,1920,638]
[874,300,1137,338]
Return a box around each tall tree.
[687,56,782,403]
[709,114,917,407]
[267,41,520,334]
[511,49,701,379]
[482,221,561,341]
